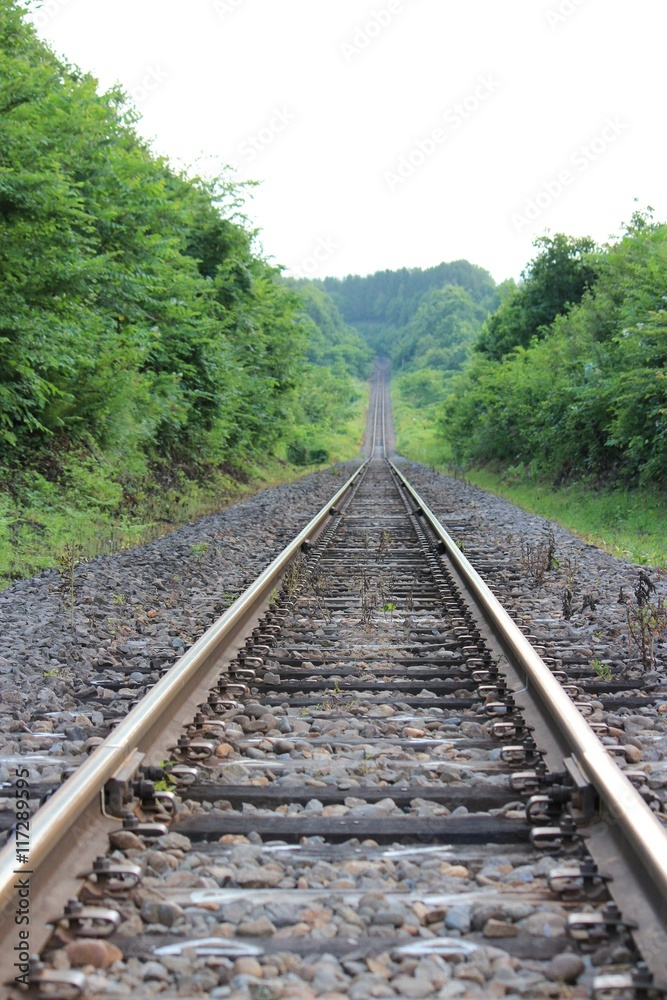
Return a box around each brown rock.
[483,918,519,938]
[65,940,122,969]
[624,744,643,764]
[114,913,144,938]
[547,953,585,983]
[109,830,145,851]
[234,957,263,978]
[442,864,469,878]
[322,805,350,817]
[456,966,486,986]
[391,974,433,998]
[237,916,276,937]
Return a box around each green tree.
[476,234,598,361]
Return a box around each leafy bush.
[442,212,667,486]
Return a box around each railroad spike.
[27,956,87,998]
[549,858,610,899]
[80,856,142,893]
[50,898,122,939]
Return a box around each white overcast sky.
[27,0,666,284]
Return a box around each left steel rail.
[0,459,368,981]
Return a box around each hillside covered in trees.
[3,0,664,581]
[0,0,369,581]
[323,261,500,359]
[319,262,502,414]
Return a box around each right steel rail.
[390,458,667,984]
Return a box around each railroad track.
[1,362,667,998]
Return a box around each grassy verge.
[391,381,667,568]
[464,468,667,568]
[0,385,368,589]
[391,389,453,467]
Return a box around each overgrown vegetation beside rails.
[386,216,667,567]
[0,379,368,587]
[391,381,667,568]
[0,1,371,586]
[464,468,667,568]
[391,370,453,467]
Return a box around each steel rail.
[370,368,380,457]
[369,360,388,460]
[380,369,387,459]
[0,459,368,977]
[389,458,667,982]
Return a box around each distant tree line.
[320,261,501,416]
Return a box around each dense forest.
[0,0,369,581]
[323,261,500,355]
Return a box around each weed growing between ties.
[591,658,613,682]
[625,571,667,671]
[521,526,558,588]
[377,530,392,559]
[562,588,574,620]
[56,542,82,630]
[282,557,306,599]
[302,568,334,623]
[359,569,377,625]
